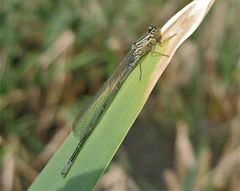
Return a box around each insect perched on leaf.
[61,26,175,177]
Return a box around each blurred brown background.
[0,0,239,190]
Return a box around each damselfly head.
[148,25,160,37]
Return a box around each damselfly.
[61,26,171,177]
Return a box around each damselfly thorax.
[130,26,162,68]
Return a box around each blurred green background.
[0,0,239,190]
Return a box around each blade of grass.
[29,0,215,190]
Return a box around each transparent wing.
[72,49,135,140]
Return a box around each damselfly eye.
[148,26,154,33]
[148,25,158,34]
